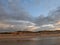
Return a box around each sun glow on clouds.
[0,22,15,29]
[54,21,60,30]
[0,20,40,32]
[27,26,40,31]
[55,21,60,25]
[41,24,54,28]
[1,19,60,32]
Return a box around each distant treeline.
[0,30,60,34]
[0,32,12,34]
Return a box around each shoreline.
[0,31,60,39]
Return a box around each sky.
[1,0,60,17]
[0,0,60,32]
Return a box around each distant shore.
[0,30,60,40]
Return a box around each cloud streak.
[0,20,40,32]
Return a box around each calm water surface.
[0,37,60,45]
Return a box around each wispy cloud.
[0,20,40,32]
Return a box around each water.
[0,37,60,45]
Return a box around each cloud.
[0,0,32,21]
[40,24,55,31]
[7,0,32,21]
[0,0,40,21]
[35,7,60,25]
[0,20,40,32]
[0,1,8,20]
[34,0,40,5]
[34,7,60,30]
[1,0,60,32]
[0,0,37,32]
[41,24,54,28]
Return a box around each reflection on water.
[0,37,60,45]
